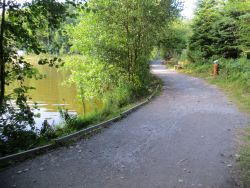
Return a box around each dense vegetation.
[188,0,249,61]
[0,0,181,156]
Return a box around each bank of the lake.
[22,55,103,128]
[2,54,162,158]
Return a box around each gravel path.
[0,60,249,188]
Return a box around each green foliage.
[68,0,180,92]
[33,1,81,54]
[158,20,192,60]
[227,0,250,55]
[189,0,220,59]
[0,0,73,157]
[188,0,250,61]
[40,120,57,139]
[0,129,38,156]
[0,0,180,157]
[63,55,130,114]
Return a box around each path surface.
[0,60,249,188]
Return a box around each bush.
[0,130,38,157]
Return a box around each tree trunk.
[0,0,6,107]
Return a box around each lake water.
[13,57,96,129]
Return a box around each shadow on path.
[0,60,249,188]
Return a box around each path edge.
[0,85,160,168]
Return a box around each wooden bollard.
[214,63,219,76]
[213,60,219,76]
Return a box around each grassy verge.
[238,128,250,186]
[178,57,250,185]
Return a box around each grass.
[53,97,151,138]
[239,128,250,186]
[52,72,162,138]
[178,57,250,185]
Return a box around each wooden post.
[0,0,6,107]
[214,64,219,76]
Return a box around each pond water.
[10,57,97,129]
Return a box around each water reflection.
[9,57,96,128]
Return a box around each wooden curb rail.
[0,85,160,167]
[0,144,55,167]
[54,115,121,144]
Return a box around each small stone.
[16,170,22,174]
[220,153,225,157]
[23,168,29,172]
[12,184,16,187]
[78,150,82,153]
[120,176,124,179]
[69,146,74,149]
[121,165,125,168]
[235,154,241,160]
[39,167,44,171]
[187,170,192,173]
[227,164,233,167]
[178,179,183,183]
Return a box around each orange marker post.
[213,60,219,76]
[214,64,219,76]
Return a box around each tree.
[224,0,250,57]
[35,2,80,54]
[189,0,220,60]
[0,0,72,156]
[69,0,180,96]
[188,0,250,61]
[158,20,191,60]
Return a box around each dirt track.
[0,60,249,188]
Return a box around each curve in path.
[0,60,249,188]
